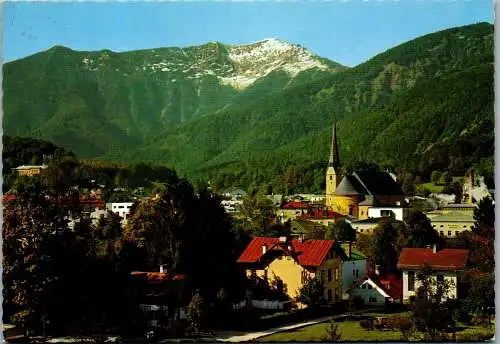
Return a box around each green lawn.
[258,320,404,342]
[258,318,494,342]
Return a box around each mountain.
[4,23,494,194]
[123,22,493,192]
[3,39,346,157]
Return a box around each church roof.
[352,171,404,195]
[335,175,367,195]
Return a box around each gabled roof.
[237,237,346,267]
[282,201,309,209]
[336,175,368,195]
[352,171,404,196]
[301,209,344,220]
[397,248,469,271]
[353,273,403,300]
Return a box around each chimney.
[433,244,437,254]
[262,244,267,255]
[159,264,166,273]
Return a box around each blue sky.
[3,1,493,67]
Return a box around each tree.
[442,171,453,185]
[405,212,443,249]
[373,218,399,275]
[474,196,494,230]
[325,220,356,243]
[237,193,276,235]
[464,272,495,327]
[431,171,442,185]
[187,291,205,333]
[410,265,455,341]
[297,277,324,308]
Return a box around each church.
[325,122,405,218]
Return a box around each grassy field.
[258,317,494,342]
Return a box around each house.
[349,272,403,305]
[325,122,405,217]
[290,219,327,240]
[397,246,469,303]
[12,164,48,177]
[340,244,367,300]
[279,201,309,222]
[237,236,347,304]
[106,202,134,225]
[430,212,475,237]
[129,267,188,334]
[348,217,384,234]
[440,203,476,216]
[299,209,345,227]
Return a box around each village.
[3,123,495,343]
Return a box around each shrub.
[459,330,495,342]
[322,320,342,342]
[359,319,373,331]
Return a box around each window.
[251,270,257,281]
[335,289,339,301]
[356,269,359,278]
[327,289,332,301]
[361,211,364,215]
[349,207,353,216]
[440,231,444,236]
[301,271,309,284]
[463,225,467,228]
[381,210,393,217]
[448,231,452,236]
[328,269,332,282]
[335,268,339,281]
[369,297,377,303]
[440,225,444,228]
[408,271,415,291]
[367,284,373,289]
[360,229,364,233]
[361,284,367,289]
[353,269,356,277]
[437,274,444,283]
[330,176,333,180]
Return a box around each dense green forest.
[126,23,494,192]
[3,23,494,194]
[3,41,343,157]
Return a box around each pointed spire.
[329,120,340,168]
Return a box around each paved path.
[216,307,386,342]
[216,315,332,342]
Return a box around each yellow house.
[237,236,347,303]
[13,165,48,177]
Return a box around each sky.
[3,0,493,67]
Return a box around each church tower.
[326,121,340,208]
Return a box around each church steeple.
[328,121,340,169]
[326,121,341,208]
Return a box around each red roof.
[397,248,469,271]
[130,271,187,282]
[353,272,403,300]
[237,237,336,267]
[282,201,309,209]
[301,210,344,220]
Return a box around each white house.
[367,205,412,222]
[106,202,134,225]
[397,246,469,303]
[349,272,403,305]
[341,246,367,300]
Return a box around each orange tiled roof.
[237,237,338,267]
[397,248,468,271]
